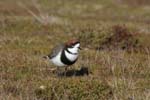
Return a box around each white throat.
[65,43,80,61]
[67,43,80,54]
[67,48,78,54]
[65,50,78,62]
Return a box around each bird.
[43,39,81,75]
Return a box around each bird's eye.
[70,45,74,48]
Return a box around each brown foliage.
[99,25,141,52]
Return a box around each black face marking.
[66,49,78,55]
[67,42,80,49]
[72,41,79,46]
[61,48,77,65]
[68,45,74,48]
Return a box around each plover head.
[66,39,81,53]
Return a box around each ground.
[0,0,150,100]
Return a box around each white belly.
[50,51,66,67]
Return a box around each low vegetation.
[0,0,150,100]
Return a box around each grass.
[0,0,150,100]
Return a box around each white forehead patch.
[74,43,80,48]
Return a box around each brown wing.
[48,43,65,59]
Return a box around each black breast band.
[61,49,77,65]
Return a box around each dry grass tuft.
[78,25,144,52]
[0,0,150,100]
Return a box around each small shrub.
[78,25,142,52]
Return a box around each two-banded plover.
[43,39,81,75]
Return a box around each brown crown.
[66,39,79,46]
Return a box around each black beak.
[79,47,82,50]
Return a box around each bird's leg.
[57,66,60,76]
[64,67,68,76]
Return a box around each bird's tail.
[43,56,48,59]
